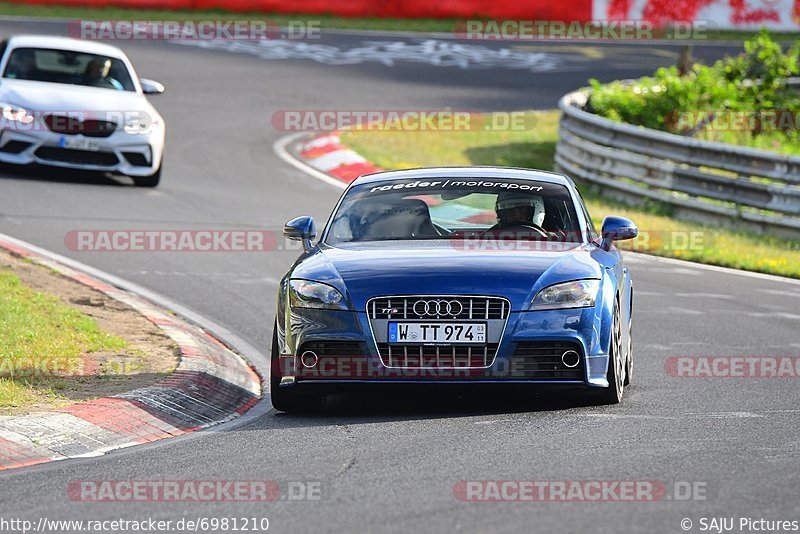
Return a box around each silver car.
[0,35,165,186]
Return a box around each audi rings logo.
[412,299,464,317]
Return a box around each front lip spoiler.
[286,379,587,386]
[278,380,592,397]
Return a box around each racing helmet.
[495,191,545,226]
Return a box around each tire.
[595,300,624,405]
[269,323,321,413]
[132,162,161,187]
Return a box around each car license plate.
[59,136,100,152]
[388,322,486,344]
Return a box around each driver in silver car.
[83,58,124,90]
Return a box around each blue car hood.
[291,240,602,311]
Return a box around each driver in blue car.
[485,191,549,240]
[495,191,545,228]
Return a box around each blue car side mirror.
[284,216,316,251]
[600,216,638,251]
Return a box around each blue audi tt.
[271,167,637,412]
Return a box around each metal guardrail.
[555,88,800,239]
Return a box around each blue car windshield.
[325,178,583,244]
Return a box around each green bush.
[586,31,800,152]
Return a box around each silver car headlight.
[123,117,159,135]
[289,279,346,310]
[530,279,600,310]
[1,102,35,125]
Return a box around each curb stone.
[295,130,383,183]
[0,237,261,471]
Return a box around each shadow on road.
[0,163,129,187]
[267,387,613,428]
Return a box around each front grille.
[378,343,499,368]
[35,147,119,166]
[0,141,32,154]
[43,115,117,138]
[509,341,584,380]
[368,296,510,320]
[368,295,510,369]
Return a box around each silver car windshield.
[3,47,136,91]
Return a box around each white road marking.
[119,269,278,285]
[302,134,341,149]
[639,306,704,315]
[758,304,792,311]
[572,411,784,420]
[683,412,764,419]
[747,312,800,320]
[674,292,734,300]
[232,277,280,285]
[639,266,703,276]
[308,150,366,172]
[474,418,518,425]
[628,251,800,286]
[474,410,798,424]
[172,38,566,72]
[641,343,676,351]
[760,289,800,301]
[274,133,348,190]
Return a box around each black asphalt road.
[1,20,798,533]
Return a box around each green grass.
[2,2,799,41]
[0,2,458,32]
[343,112,556,170]
[0,269,126,410]
[590,80,800,157]
[692,128,800,157]
[342,110,800,278]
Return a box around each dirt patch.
[0,249,179,415]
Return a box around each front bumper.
[276,306,611,389]
[0,126,163,177]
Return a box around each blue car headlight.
[289,279,346,310]
[530,279,600,310]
